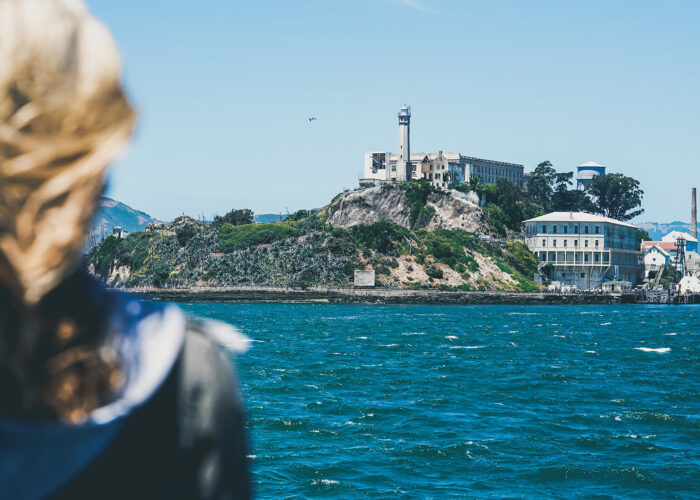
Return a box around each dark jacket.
[53,323,251,500]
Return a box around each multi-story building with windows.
[524,212,643,289]
[360,106,524,190]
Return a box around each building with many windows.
[360,106,524,190]
[524,212,643,289]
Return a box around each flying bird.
[308,117,317,122]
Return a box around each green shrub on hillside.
[401,180,436,229]
[218,221,303,252]
[505,241,538,279]
[325,226,356,255]
[350,218,409,255]
[483,203,508,237]
[176,226,197,247]
[88,232,154,277]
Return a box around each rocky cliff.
[326,185,488,233]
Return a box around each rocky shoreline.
[120,285,639,305]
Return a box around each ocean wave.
[634,347,671,353]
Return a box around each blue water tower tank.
[577,161,606,190]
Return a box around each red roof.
[641,241,677,251]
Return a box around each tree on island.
[586,173,644,221]
[212,208,255,227]
[527,161,591,212]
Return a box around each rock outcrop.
[326,186,488,234]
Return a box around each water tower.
[576,161,606,190]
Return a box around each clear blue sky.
[88,0,699,223]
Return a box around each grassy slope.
[86,211,540,290]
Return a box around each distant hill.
[637,221,696,240]
[89,197,160,242]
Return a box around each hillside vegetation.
[86,183,540,291]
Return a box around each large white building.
[360,106,524,190]
[524,212,644,289]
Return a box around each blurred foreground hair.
[0,0,135,305]
[0,0,134,421]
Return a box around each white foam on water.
[664,333,678,336]
[450,345,484,349]
[585,350,597,354]
[402,332,426,336]
[445,335,458,340]
[357,336,368,339]
[311,479,340,486]
[615,416,622,421]
[601,322,612,326]
[508,330,519,334]
[552,335,565,338]
[634,347,671,353]
[379,343,399,347]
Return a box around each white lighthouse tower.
[396,105,411,182]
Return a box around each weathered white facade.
[524,212,643,290]
[360,105,523,190]
[643,245,671,279]
[362,151,522,190]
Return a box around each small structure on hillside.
[112,226,127,238]
[354,270,375,287]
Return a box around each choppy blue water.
[178,303,699,499]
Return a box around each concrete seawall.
[122,286,641,305]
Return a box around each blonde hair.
[0,0,135,304]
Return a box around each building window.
[585,240,588,248]
[542,239,546,246]
[585,254,589,262]
[595,240,599,248]
[575,226,579,234]
[542,225,547,234]
[564,226,568,234]
[574,240,578,247]
[564,240,568,247]
[581,273,585,278]
[553,225,557,234]
[595,226,599,234]
[553,240,557,247]
[585,226,589,234]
